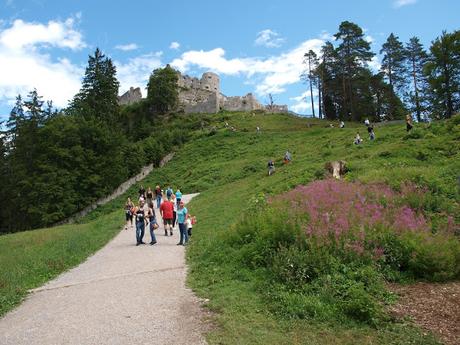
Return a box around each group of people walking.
[124,185,195,247]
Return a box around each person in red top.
[160,198,174,236]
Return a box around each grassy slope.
[1,112,458,344]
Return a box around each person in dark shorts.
[160,197,174,236]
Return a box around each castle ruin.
[118,71,288,114]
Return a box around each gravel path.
[0,194,207,345]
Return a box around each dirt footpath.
[0,194,207,345]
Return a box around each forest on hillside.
[0,21,459,233]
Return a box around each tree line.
[0,50,183,233]
[303,21,460,122]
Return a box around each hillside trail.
[0,194,208,345]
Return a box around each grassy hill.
[1,111,459,344]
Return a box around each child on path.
[186,215,194,237]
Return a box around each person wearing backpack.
[160,197,174,236]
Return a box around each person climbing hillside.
[134,200,147,246]
[155,185,162,208]
[176,201,188,246]
[267,160,275,176]
[284,150,292,164]
[147,203,158,245]
[368,124,375,140]
[124,197,134,230]
[406,114,413,132]
[160,197,174,236]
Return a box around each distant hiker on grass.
[124,197,134,230]
[176,201,188,246]
[267,160,275,176]
[160,197,174,236]
[155,185,162,208]
[406,114,413,132]
[364,118,370,127]
[340,121,345,128]
[284,150,292,164]
[354,132,363,145]
[368,124,375,140]
[135,200,147,246]
[147,203,158,245]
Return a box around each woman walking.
[146,187,154,206]
[176,201,188,246]
[124,197,134,230]
[155,185,162,209]
[134,200,147,246]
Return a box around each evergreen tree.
[6,95,25,146]
[334,21,375,120]
[147,64,179,114]
[380,33,407,94]
[405,37,429,122]
[69,48,120,123]
[425,30,460,118]
[303,50,318,118]
[318,42,340,120]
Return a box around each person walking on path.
[176,201,188,246]
[171,194,177,231]
[186,214,194,238]
[160,197,174,236]
[147,203,158,245]
[155,185,162,208]
[138,185,146,200]
[166,186,173,200]
[124,197,134,230]
[134,200,147,246]
[175,189,182,207]
[146,187,154,206]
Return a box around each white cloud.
[171,38,324,97]
[0,16,85,51]
[115,52,163,96]
[115,43,138,51]
[393,0,417,8]
[368,56,381,72]
[255,29,285,48]
[169,41,180,50]
[0,16,85,109]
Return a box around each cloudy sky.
[0,0,459,119]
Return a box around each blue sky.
[0,0,459,120]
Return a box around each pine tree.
[405,37,429,122]
[303,50,318,118]
[380,33,407,94]
[334,21,375,120]
[6,95,25,146]
[69,48,120,123]
[425,30,460,118]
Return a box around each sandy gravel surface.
[0,194,207,345]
